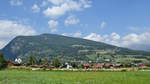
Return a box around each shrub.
[0,53,8,70]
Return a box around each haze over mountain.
[1,34,150,62]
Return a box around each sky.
[0,0,150,51]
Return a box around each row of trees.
[26,56,82,68]
[27,56,61,68]
[27,56,92,69]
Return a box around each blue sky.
[0,0,150,51]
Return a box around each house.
[83,63,91,69]
[104,64,115,68]
[93,64,104,68]
[104,59,111,62]
[139,64,146,67]
[114,64,124,68]
[8,61,22,66]
[15,58,22,64]
[61,63,72,69]
[67,64,72,69]
[8,61,15,66]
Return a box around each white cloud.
[41,1,48,7]
[100,21,106,29]
[62,32,82,37]
[62,33,70,36]
[64,15,80,25]
[111,32,120,40]
[48,0,65,5]
[0,20,36,49]
[43,4,68,19]
[84,33,103,42]
[10,0,23,6]
[43,3,79,19]
[80,0,92,8]
[32,4,40,13]
[121,33,150,49]
[84,32,150,51]
[73,32,82,37]
[84,32,120,46]
[48,0,92,7]
[48,20,59,32]
[43,0,92,19]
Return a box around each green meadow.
[0,70,150,84]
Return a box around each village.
[7,58,150,71]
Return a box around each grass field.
[0,70,150,84]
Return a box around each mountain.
[128,44,150,52]
[1,34,150,62]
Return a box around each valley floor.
[0,70,150,84]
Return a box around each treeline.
[26,56,80,68]
[26,56,62,68]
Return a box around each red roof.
[93,64,104,68]
[139,64,145,66]
[83,63,91,67]
[8,61,15,66]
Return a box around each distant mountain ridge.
[1,34,150,62]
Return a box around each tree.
[37,58,42,65]
[52,59,61,68]
[37,58,49,65]
[0,53,8,70]
[146,62,150,67]
[70,62,78,68]
[42,58,48,65]
[27,56,37,65]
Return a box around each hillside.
[1,34,150,62]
